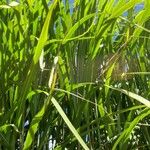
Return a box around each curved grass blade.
[23,95,50,150]
[105,85,150,108]
[62,13,95,44]
[112,108,150,150]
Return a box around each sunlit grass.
[0,0,150,149]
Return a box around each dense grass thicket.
[0,0,150,149]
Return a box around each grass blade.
[105,85,150,107]
[16,0,59,127]
[51,97,89,150]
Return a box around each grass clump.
[0,0,150,149]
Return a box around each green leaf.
[111,0,142,18]
[105,85,150,107]
[51,97,89,150]
[62,13,95,44]
[0,1,19,9]
[16,0,59,126]
[23,100,48,150]
[23,55,58,149]
[112,108,150,150]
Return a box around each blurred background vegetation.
[0,0,150,149]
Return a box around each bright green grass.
[0,0,150,149]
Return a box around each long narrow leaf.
[16,0,59,126]
[105,85,150,107]
[51,97,89,150]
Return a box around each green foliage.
[0,0,150,149]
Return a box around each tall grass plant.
[0,0,150,149]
